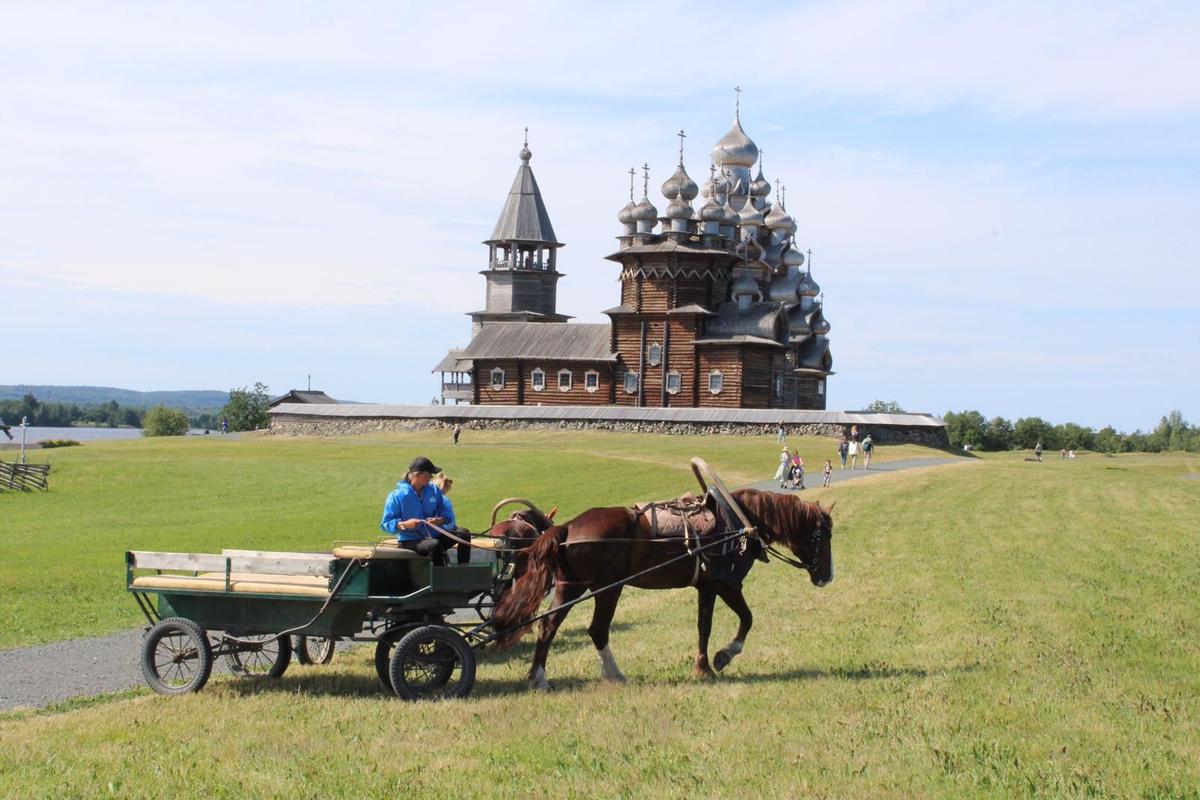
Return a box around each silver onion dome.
[751,166,770,197]
[618,200,637,225]
[721,195,739,226]
[731,268,762,301]
[667,196,693,220]
[738,198,765,228]
[797,269,820,297]
[765,201,792,230]
[699,196,724,223]
[711,117,759,168]
[810,307,832,335]
[782,246,805,268]
[661,163,699,202]
[519,144,532,164]
[633,195,658,221]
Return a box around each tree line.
[1,383,272,437]
[942,409,1199,453]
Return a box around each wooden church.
[434,108,834,409]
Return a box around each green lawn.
[1,434,1198,798]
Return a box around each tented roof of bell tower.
[486,147,562,246]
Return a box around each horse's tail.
[491,524,566,650]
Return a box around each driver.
[379,456,457,565]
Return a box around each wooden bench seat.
[129,572,331,598]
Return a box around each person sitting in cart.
[379,456,461,565]
[434,472,471,564]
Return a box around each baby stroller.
[785,463,806,490]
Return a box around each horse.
[490,488,834,690]
[484,497,558,546]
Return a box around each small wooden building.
[267,390,338,409]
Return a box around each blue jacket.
[379,481,451,542]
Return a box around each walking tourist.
[822,459,832,487]
[862,435,874,469]
[838,437,849,469]
[774,446,790,487]
[379,456,457,565]
[848,438,859,469]
[1035,441,1044,462]
[452,424,462,446]
[776,421,786,444]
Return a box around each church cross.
[677,129,687,164]
[642,163,650,197]
[734,86,742,118]
[628,166,636,201]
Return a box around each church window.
[557,369,572,391]
[774,374,784,399]
[584,370,600,392]
[530,368,545,392]
[647,342,662,367]
[490,368,505,390]
[666,371,682,395]
[708,370,724,395]
[817,380,825,396]
[624,372,639,394]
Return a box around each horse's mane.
[731,488,827,552]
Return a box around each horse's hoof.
[529,679,550,692]
[605,671,628,684]
[695,667,716,680]
[713,651,732,672]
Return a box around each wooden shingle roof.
[460,323,616,362]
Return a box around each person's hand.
[403,519,422,530]
[426,516,445,525]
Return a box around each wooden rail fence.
[0,461,50,492]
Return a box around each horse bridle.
[762,514,828,575]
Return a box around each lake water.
[3,426,217,444]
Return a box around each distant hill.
[0,385,229,411]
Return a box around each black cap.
[408,456,441,475]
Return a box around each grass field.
[1,432,1198,798]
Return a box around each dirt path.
[0,456,969,711]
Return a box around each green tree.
[222,383,271,431]
[143,405,189,436]
[1013,416,1056,450]
[865,400,906,413]
[983,416,1014,451]
[1094,426,1121,454]
[943,410,987,449]
[1055,422,1095,451]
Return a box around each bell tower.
[469,131,570,336]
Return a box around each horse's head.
[484,497,557,547]
[732,489,835,587]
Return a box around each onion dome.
[667,196,693,221]
[633,195,658,221]
[751,166,771,198]
[721,195,739,226]
[731,268,761,301]
[738,198,765,228]
[699,196,724,223]
[711,117,759,168]
[782,246,805,268]
[797,269,820,297]
[519,143,532,164]
[662,163,699,202]
[617,201,637,225]
[810,307,831,335]
[765,201,792,231]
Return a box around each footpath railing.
[0,461,50,492]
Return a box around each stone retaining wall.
[269,415,948,446]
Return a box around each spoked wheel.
[223,633,292,679]
[472,589,497,623]
[388,625,476,701]
[141,617,213,695]
[296,636,336,665]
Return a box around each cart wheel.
[374,638,396,690]
[472,589,497,623]
[296,636,336,666]
[389,625,476,701]
[141,617,213,695]
[224,634,292,679]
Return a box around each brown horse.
[490,488,834,690]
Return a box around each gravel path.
[744,455,969,493]
[0,456,968,711]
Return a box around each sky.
[1,0,1197,432]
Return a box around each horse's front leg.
[528,581,583,691]
[694,585,718,679]
[712,582,753,672]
